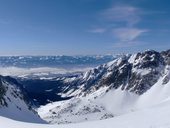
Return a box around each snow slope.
[1,97,170,128]
[0,76,45,123]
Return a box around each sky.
[0,0,170,55]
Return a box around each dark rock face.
[127,70,159,94]
[0,78,6,106]
[0,79,5,97]
[161,49,170,65]
[125,50,164,94]
[134,50,164,68]
[102,59,132,89]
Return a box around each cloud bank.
[112,28,148,42]
[89,5,149,48]
[0,67,91,77]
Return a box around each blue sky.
[0,0,170,55]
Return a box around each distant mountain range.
[0,55,118,68]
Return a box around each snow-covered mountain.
[0,75,46,123]
[37,49,170,124]
[0,49,170,128]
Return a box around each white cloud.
[112,28,148,42]
[88,5,149,48]
[102,5,141,27]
